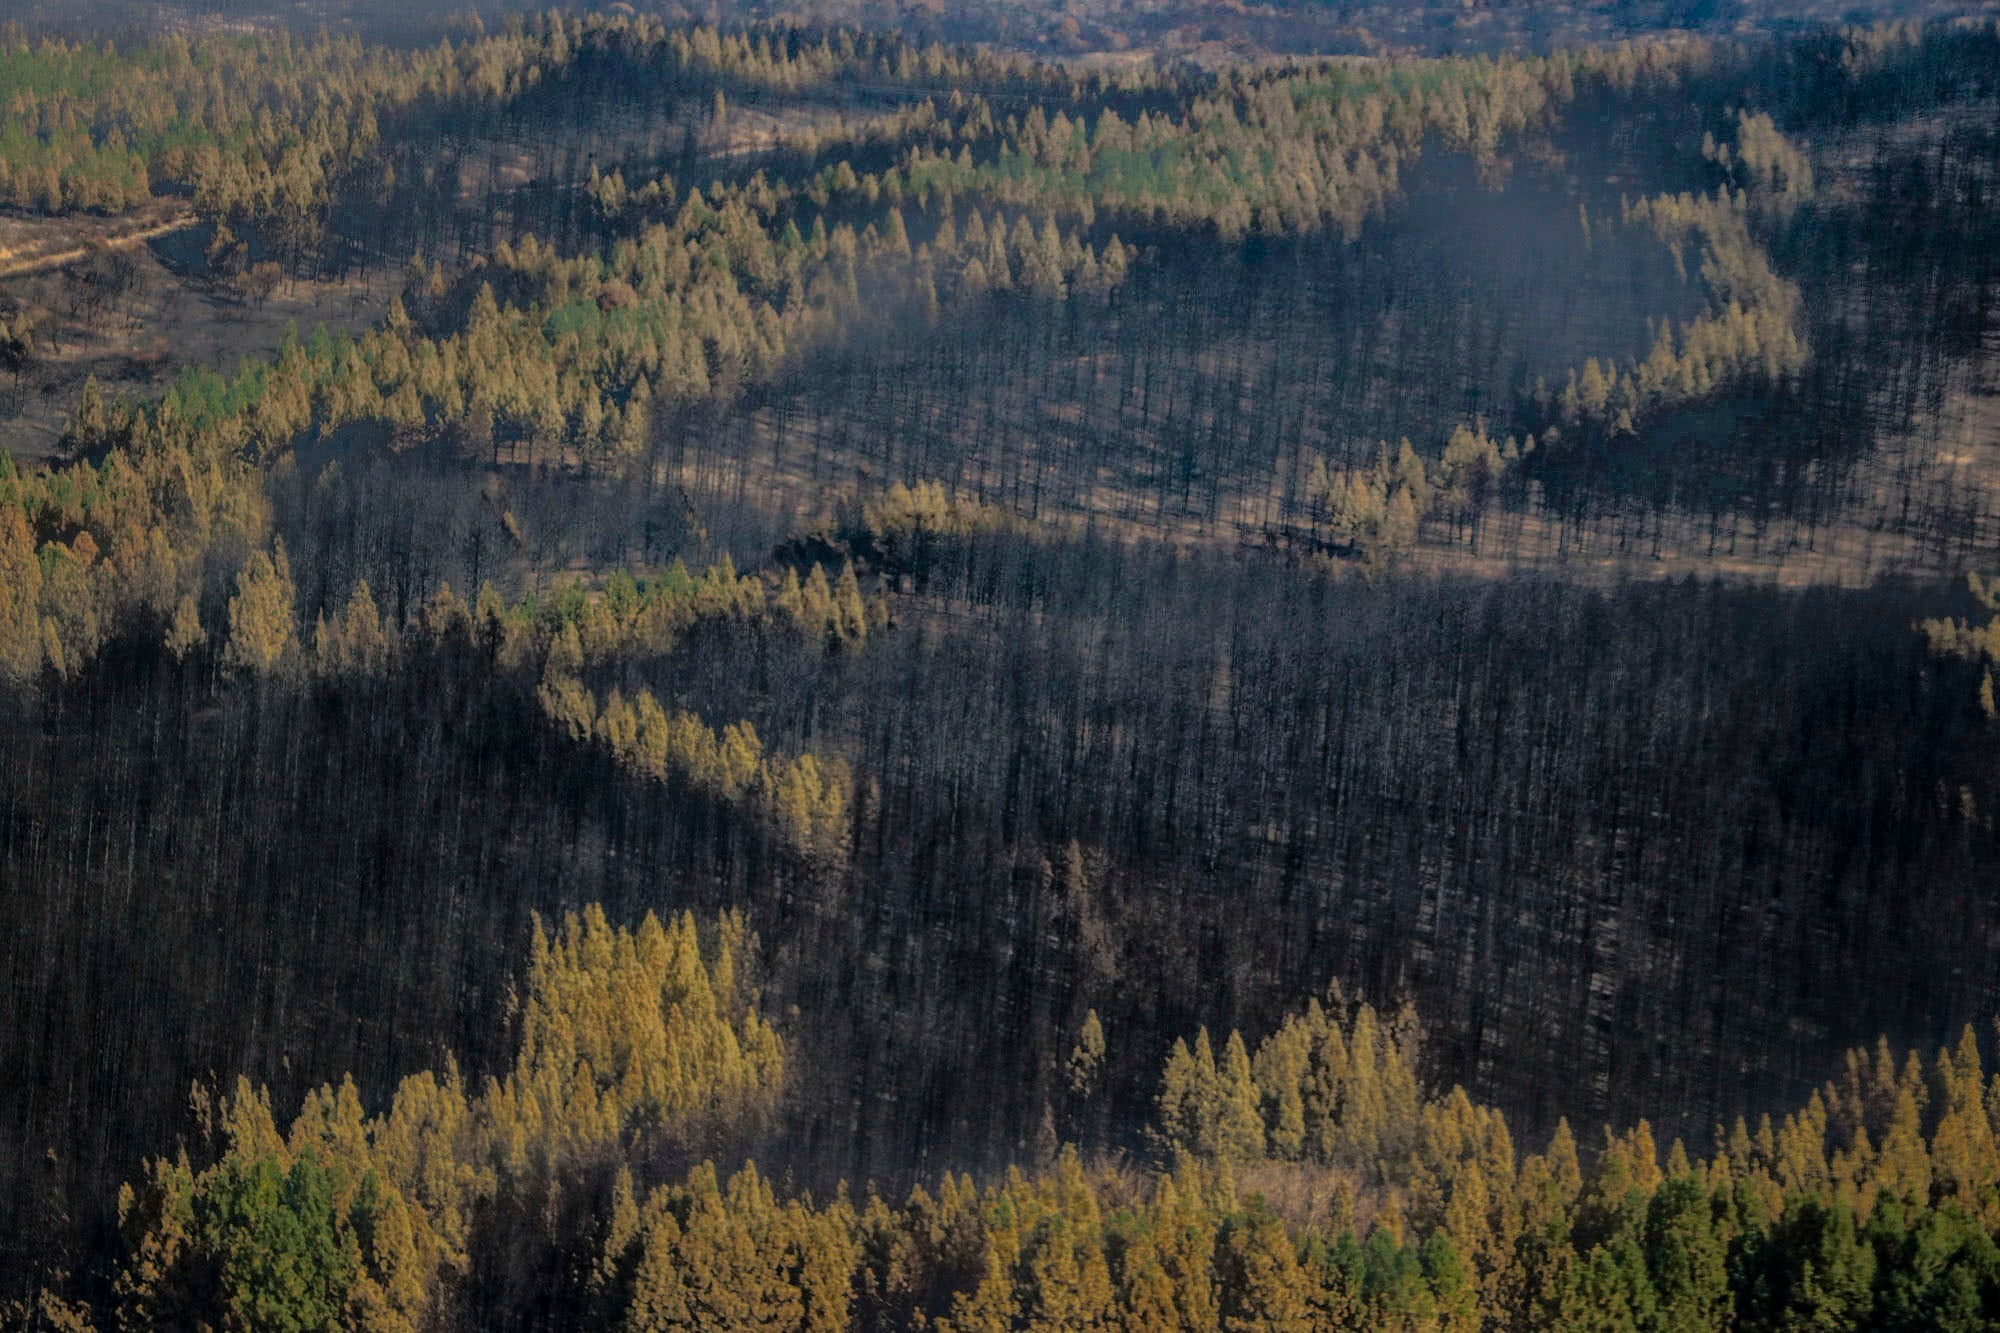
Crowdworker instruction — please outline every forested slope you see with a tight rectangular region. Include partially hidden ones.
[39,905,2000,1328]
[4,9,2000,1329]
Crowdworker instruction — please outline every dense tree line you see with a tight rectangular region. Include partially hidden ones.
[32,912,2000,1330]
[99,906,782,1330]
[0,13,1138,227]
[0,23,496,221]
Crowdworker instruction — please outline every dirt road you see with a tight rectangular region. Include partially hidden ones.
[0,209,197,282]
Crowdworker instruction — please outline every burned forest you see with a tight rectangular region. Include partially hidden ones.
[6,2,2000,1328]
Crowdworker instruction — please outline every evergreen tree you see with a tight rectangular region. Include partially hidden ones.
[0,504,42,686]
[1213,1032,1266,1162]
[223,544,299,676]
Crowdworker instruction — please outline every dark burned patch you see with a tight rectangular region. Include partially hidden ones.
[774,526,865,575]
[105,351,170,382]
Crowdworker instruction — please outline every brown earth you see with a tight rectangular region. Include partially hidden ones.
[0,217,389,463]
